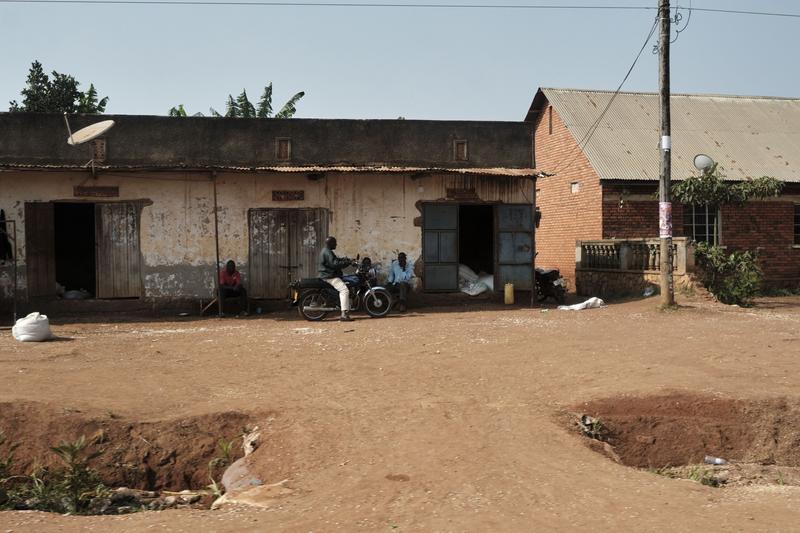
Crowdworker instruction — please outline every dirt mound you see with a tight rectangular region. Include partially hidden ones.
[0,402,261,491]
[572,393,800,469]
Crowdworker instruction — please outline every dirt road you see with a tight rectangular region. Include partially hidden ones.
[1,296,799,532]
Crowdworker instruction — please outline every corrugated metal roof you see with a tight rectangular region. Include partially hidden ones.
[538,88,800,182]
[0,163,540,178]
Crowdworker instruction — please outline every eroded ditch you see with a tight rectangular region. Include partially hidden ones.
[0,402,269,514]
[570,393,800,488]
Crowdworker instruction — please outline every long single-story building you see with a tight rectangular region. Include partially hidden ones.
[0,114,539,307]
[526,87,800,294]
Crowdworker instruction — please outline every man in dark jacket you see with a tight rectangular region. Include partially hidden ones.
[319,236,354,321]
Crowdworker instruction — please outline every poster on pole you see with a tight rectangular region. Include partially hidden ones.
[659,202,672,238]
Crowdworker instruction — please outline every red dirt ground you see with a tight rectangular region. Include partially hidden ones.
[1,295,799,531]
[573,393,800,469]
[0,402,257,490]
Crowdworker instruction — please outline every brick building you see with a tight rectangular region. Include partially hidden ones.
[526,88,800,291]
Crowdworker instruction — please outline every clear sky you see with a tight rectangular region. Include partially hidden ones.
[0,0,798,120]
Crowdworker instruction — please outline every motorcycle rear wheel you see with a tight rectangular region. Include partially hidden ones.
[364,289,392,318]
[554,286,566,304]
[298,291,330,321]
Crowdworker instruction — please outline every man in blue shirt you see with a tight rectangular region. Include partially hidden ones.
[387,252,414,312]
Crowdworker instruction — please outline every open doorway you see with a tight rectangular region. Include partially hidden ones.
[458,204,494,276]
[54,202,96,295]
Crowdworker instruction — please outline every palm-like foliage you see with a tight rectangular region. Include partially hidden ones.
[169,82,304,118]
[168,104,188,117]
[274,90,305,119]
[77,84,108,113]
[257,84,273,118]
[236,89,256,118]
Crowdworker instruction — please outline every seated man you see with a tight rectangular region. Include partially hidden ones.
[319,236,355,322]
[387,252,414,312]
[219,260,249,315]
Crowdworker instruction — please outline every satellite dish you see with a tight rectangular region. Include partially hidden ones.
[693,154,715,173]
[65,119,115,146]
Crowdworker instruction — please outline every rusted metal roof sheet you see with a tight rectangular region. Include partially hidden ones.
[537,88,800,182]
[0,163,540,178]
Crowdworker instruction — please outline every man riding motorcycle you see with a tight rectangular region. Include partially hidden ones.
[319,236,355,322]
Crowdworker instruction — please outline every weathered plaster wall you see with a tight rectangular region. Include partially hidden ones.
[0,113,534,170]
[0,170,532,300]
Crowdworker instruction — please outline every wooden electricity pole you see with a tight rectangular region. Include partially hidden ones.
[658,0,675,306]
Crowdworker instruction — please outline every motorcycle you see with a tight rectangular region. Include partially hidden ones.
[535,267,567,304]
[290,257,393,321]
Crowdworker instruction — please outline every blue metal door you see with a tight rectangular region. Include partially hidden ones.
[422,204,458,291]
[496,205,533,290]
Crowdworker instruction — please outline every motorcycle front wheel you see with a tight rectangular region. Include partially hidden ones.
[363,289,392,318]
[298,290,330,321]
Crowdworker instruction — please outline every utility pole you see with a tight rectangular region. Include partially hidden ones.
[658,0,675,306]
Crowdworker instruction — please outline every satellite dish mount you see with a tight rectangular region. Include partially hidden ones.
[63,113,115,176]
[693,154,715,175]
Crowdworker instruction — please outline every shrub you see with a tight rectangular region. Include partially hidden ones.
[1,436,108,514]
[672,165,783,206]
[694,242,762,306]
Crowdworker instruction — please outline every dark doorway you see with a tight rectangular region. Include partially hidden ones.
[54,203,96,295]
[458,204,494,275]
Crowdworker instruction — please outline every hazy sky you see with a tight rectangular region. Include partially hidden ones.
[0,0,797,120]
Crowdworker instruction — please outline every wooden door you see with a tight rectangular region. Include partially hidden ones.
[495,204,533,290]
[422,204,459,291]
[249,208,328,299]
[24,202,56,298]
[95,203,143,298]
[248,209,290,299]
[292,208,329,281]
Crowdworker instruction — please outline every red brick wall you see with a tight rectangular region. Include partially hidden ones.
[532,104,603,282]
[601,182,800,282]
[721,201,800,282]
[602,182,685,238]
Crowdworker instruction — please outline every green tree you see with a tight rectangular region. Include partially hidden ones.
[170,82,304,118]
[168,104,188,117]
[9,61,108,113]
[672,164,783,207]
[236,89,256,118]
[77,84,109,113]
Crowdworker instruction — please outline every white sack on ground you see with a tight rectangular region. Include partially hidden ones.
[461,281,489,296]
[63,289,91,300]
[477,273,494,292]
[458,264,479,284]
[558,297,605,311]
[12,312,54,342]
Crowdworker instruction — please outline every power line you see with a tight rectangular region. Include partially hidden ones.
[2,0,798,19]
[0,0,798,19]
[691,7,800,19]
[671,0,691,43]
[550,15,659,176]
[0,1,659,8]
